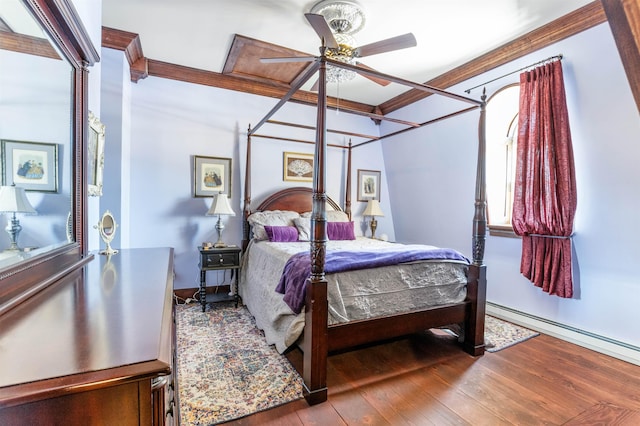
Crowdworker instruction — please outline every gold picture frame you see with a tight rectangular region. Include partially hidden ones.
[283,152,313,182]
[87,111,106,197]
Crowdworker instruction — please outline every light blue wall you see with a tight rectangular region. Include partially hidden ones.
[99,66,391,289]
[380,23,640,349]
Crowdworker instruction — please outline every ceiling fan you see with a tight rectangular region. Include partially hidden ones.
[261,2,417,90]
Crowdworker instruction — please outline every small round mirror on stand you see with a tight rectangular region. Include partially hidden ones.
[96,210,118,255]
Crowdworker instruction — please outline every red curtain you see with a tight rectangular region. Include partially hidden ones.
[512,60,577,298]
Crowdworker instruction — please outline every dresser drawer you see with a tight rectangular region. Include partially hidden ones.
[201,251,239,268]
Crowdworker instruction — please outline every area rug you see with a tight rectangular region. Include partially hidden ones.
[175,302,303,425]
[484,315,539,352]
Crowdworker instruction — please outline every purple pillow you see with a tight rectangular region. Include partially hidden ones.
[327,221,356,240]
[264,225,299,242]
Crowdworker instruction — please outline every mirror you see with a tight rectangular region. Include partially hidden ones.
[0,0,73,265]
[97,210,118,255]
[0,0,98,314]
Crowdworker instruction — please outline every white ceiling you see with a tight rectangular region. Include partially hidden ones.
[101,0,594,105]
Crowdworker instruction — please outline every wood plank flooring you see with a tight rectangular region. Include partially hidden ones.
[221,330,640,425]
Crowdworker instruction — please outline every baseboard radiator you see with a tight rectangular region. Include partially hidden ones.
[486,302,640,366]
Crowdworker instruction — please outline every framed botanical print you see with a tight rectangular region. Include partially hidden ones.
[283,152,313,182]
[193,155,232,198]
[1,139,58,192]
[357,169,381,201]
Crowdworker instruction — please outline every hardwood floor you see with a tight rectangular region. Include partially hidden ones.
[221,330,640,425]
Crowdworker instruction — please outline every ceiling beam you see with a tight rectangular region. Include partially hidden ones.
[102,27,147,82]
[601,0,640,113]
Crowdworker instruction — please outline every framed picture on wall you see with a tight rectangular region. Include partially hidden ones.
[1,139,58,192]
[193,155,232,198]
[283,152,313,182]
[357,169,381,201]
[87,111,106,197]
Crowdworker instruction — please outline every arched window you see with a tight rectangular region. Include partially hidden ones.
[485,84,519,235]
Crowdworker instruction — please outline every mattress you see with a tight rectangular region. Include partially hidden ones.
[239,237,468,353]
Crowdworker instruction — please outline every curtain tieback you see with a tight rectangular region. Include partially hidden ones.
[527,233,574,240]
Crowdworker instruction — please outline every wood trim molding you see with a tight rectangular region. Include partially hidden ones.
[102,26,148,82]
[601,0,640,113]
[146,58,384,118]
[0,31,60,59]
[99,1,638,118]
[379,1,607,114]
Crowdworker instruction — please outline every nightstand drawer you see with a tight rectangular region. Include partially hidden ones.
[201,251,239,268]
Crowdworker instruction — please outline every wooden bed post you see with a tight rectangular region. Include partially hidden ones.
[303,48,329,405]
[242,125,252,251]
[345,140,352,220]
[466,92,488,356]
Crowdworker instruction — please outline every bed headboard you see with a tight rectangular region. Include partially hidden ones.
[255,187,342,213]
[242,187,342,250]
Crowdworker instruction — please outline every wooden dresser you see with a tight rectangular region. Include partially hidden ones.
[0,248,176,425]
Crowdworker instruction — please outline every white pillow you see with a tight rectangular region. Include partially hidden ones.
[247,210,300,240]
[293,217,311,241]
[300,210,349,222]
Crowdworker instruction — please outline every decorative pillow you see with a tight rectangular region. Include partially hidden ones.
[247,210,300,240]
[300,210,350,222]
[293,217,311,241]
[327,221,356,240]
[264,225,299,242]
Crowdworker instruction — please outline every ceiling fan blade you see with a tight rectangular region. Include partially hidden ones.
[355,33,417,58]
[260,56,316,64]
[355,62,391,86]
[304,13,339,49]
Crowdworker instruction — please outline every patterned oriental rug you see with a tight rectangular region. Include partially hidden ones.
[175,303,303,425]
[483,315,540,352]
[175,304,539,424]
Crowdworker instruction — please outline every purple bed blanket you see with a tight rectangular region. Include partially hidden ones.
[275,247,470,314]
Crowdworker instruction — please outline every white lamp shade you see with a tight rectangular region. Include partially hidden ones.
[0,184,36,214]
[363,199,384,217]
[206,193,235,216]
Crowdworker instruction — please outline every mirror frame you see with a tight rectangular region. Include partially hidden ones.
[0,0,99,314]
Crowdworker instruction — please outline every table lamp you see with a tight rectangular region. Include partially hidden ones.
[206,193,236,247]
[0,183,37,251]
[363,199,384,239]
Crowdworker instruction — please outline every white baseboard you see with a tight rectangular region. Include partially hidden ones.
[486,302,640,367]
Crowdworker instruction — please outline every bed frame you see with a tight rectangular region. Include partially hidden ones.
[241,50,488,405]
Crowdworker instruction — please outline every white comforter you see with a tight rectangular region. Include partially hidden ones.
[239,237,468,353]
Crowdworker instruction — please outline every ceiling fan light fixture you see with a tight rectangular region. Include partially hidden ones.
[310,0,366,36]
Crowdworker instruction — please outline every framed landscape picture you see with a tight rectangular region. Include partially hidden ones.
[193,155,232,198]
[283,152,314,182]
[1,140,58,192]
[357,169,380,201]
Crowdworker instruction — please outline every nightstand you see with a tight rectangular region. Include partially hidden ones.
[197,245,241,312]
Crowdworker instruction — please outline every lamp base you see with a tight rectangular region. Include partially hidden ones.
[370,218,378,239]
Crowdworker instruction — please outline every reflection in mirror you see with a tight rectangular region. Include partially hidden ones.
[0,0,74,268]
[97,210,118,255]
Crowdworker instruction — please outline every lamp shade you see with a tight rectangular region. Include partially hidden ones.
[363,199,384,217]
[0,184,36,214]
[206,193,235,216]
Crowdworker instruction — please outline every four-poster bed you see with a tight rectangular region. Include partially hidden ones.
[240,48,488,405]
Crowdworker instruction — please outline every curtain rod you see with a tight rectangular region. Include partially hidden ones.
[464,54,563,94]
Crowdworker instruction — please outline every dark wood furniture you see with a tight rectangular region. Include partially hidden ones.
[242,49,488,405]
[198,245,241,311]
[0,248,176,425]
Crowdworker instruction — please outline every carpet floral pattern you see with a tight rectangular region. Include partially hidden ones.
[484,315,539,352]
[175,303,303,425]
